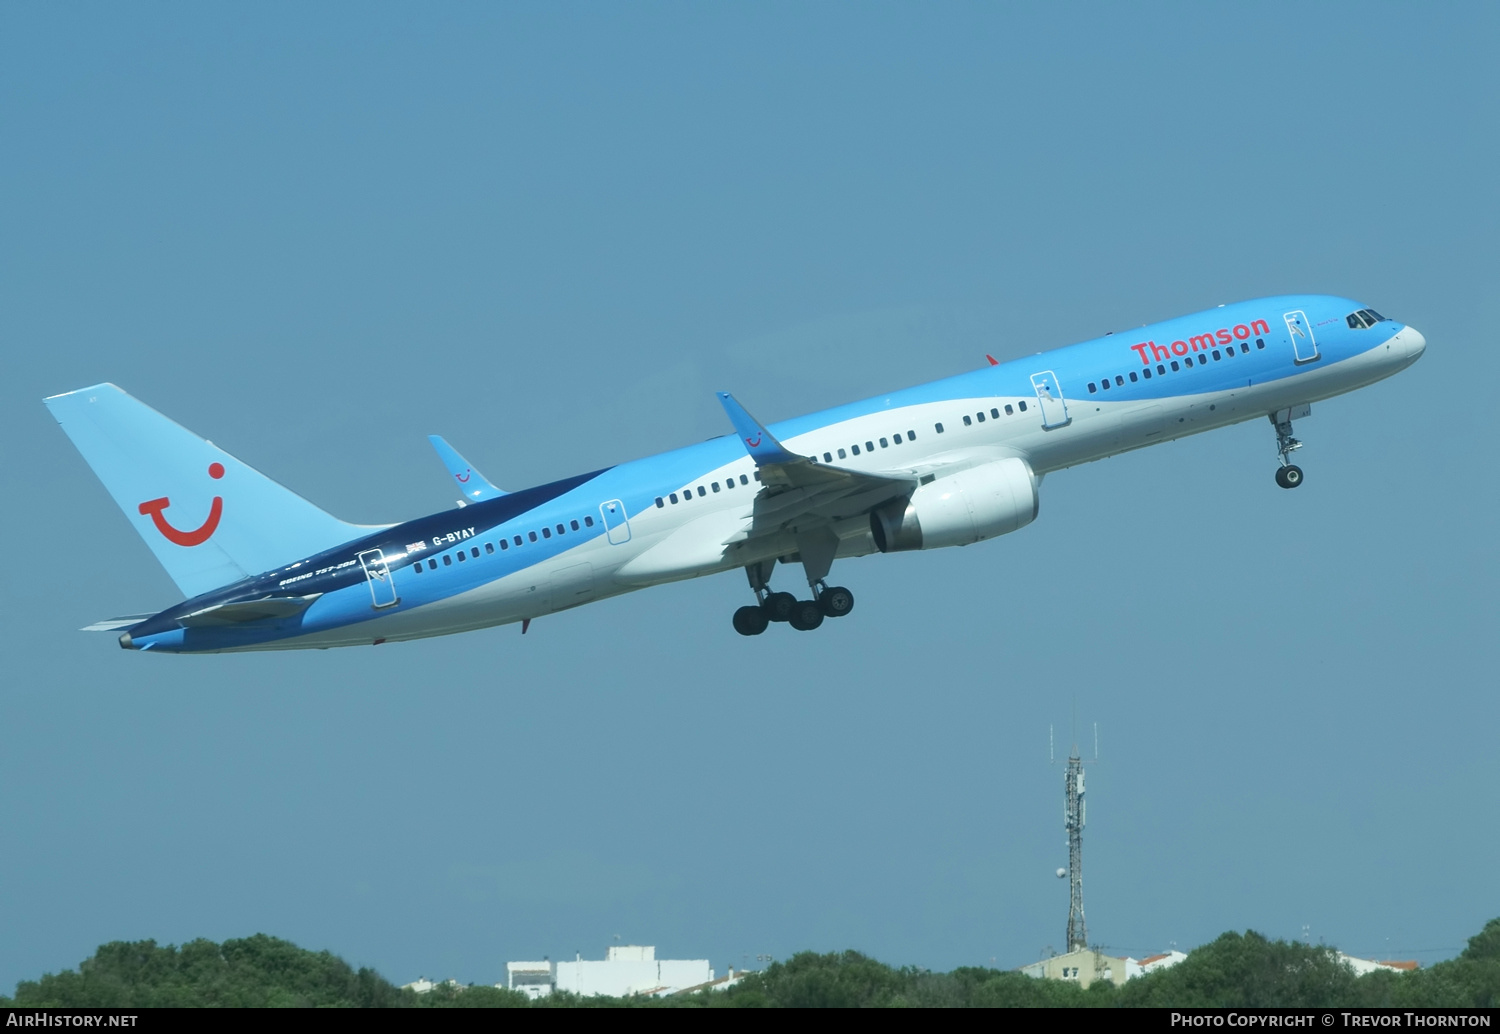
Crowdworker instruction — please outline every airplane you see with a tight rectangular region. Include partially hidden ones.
[46,294,1425,653]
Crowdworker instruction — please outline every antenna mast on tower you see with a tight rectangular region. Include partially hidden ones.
[1052,721,1097,954]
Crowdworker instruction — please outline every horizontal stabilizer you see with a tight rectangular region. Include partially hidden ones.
[428,435,506,502]
[82,614,156,632]
[177,594,322,627]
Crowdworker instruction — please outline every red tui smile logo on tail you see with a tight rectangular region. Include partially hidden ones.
[138,462,225,546]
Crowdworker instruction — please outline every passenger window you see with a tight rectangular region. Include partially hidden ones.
[865,441,874,451]
[851,444,861,455]
[963,415,972,425]
[1004,405,1013,415]
[1129,371,1138,382]
[1212,349,1221,360]
[907,429,915,439]
[934,423,944,434]
[542,527,551,539]
[584,516,595,526]
[893,434,902,444]
[990,409,999,419]
[1240,343,1249,354]
[1171,360,1180,371]
[456,551,465,561]
[1157,364,1166,375]
[1088,383,1097,393]
[472,547,480,558]
[823,452,832,462]
[500,539,509,550]
[1143,368,1152,379]
[528,531,537,542]
[697,486,706,497]
[753,471,760,481]
[1101,379,1110,390]
[976,412,985,422]
[1115,376,1124,386]
[1018,401,1027,411]
[443,555,452,566]
[655,497,664,508]
[413,561,423,573]
[429,558,437,570]
[670,492,678,504]
[1256,338,1265,349]
[712,482,720,493]
[879,437,888,448]
[514,535,523,546]
[556,524,565,535]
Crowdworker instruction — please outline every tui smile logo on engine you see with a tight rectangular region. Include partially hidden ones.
[138,462,225,546]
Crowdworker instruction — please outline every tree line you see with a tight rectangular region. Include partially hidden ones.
[5,919,1497,1008]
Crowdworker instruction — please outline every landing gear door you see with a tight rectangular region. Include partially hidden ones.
[357,549,400,609]
[1030,371,1071,430]
[1284,310,1319,364]
[599,499,632,545]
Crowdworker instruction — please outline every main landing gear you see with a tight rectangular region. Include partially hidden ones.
[1270,408,1306,490]
[733,558,855,635]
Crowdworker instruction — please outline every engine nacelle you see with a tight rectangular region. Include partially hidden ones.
[870,457,1039,552]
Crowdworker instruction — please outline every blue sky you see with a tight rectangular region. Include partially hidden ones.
[2,2,1496,988]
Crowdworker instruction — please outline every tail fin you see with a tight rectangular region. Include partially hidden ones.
[45,384,381,598]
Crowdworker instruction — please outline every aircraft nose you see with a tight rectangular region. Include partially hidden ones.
[1403,326,1427,362]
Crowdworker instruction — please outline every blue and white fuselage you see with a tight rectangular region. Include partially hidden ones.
[46,294,1425,653]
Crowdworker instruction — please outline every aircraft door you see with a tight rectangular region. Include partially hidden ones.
[1284,310,1319,364]
[357,549,400,609]
[1029,371,1071,429]
[599,499,632,544]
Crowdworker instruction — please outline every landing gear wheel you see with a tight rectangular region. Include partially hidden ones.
[1275,464,1304,489]
[733,605,769,636]
[788,600,825,631]
[818,585,855,618]
[762,592,797,623]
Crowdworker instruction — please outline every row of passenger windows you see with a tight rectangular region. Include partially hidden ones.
[953,401,1027,430]
[1347,308,1386,329]
[1087,338,1266,394]
[410,514,598,573]
[817,427,920,463]
[657,472,758,507]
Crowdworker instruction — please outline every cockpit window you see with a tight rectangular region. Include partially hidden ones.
[1346,310,1373,329]
[1364,308,1385,322]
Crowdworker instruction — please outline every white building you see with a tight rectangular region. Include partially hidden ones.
[509,945,715,998]
[1138,950,1188,974]
[1338,953,1419,977]
[505,961,555,999]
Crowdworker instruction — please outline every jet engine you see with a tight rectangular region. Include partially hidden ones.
[870,457,1038,552]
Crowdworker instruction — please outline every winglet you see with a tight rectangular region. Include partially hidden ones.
[427,435,506,501]
[986,354,999,366]
[715,393,801,465]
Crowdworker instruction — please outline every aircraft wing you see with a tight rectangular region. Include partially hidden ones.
[715,392,914,534]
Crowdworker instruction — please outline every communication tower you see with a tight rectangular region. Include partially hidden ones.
[1051,722,1097,954]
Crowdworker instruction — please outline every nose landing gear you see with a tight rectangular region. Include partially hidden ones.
[1271,408,1307,490]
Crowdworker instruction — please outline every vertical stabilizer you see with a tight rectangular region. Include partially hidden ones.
[45,384,382,598]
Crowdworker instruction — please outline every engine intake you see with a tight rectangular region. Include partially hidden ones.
[870,457,1039,552]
